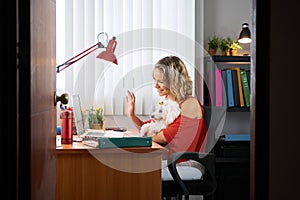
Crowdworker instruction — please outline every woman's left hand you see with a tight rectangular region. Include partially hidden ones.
[126,90,136,117]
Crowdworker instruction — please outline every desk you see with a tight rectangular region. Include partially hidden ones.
[56,140,166,200]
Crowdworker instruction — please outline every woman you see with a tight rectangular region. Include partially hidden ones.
[126,56,208,180]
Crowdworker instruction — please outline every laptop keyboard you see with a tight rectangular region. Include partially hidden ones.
[85,131,106,137]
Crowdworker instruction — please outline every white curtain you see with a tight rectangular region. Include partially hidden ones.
[56,0,198,115]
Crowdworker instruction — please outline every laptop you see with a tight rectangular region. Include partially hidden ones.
[72,94,124,141]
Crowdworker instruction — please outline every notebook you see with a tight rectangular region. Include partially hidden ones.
[71,94,124,139]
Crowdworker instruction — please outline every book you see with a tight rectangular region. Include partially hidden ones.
[246,70,251,90]
[206,67,215,106]
[240,69,251,107]
[226,70,234,107]
[215,69,223,106]
[204,82,211,106]
[230,69,240,107]
[222,70,228,107]
[230,67,245,107]
[224,133,250,141]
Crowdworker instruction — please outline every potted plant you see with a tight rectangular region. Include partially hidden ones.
[207,35,220,56]
[228,40,242,56]
[86,107,104,129]
[219,37,231,56]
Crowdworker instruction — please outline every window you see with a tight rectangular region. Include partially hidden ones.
[56,0,199,115]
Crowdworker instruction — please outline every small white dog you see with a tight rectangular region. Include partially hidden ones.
[140,99,181,137]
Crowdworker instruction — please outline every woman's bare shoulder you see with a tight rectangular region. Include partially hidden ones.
[180,97,202,119]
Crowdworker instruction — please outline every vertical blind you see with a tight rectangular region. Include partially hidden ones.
[56,0,197,115]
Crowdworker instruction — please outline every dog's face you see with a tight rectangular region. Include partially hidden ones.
[151,99,181,125]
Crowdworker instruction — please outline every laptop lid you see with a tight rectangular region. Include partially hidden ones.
[71,94,85,136]
[72,94,106,138]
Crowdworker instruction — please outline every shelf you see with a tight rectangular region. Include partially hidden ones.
[215,157,250,164]
[227,107,250,112]
[211,55,250,63]
[206,106,250,112]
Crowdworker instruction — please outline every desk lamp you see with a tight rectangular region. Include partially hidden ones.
[56,32,118,73]
[238,23,252,44]
[54,32,118,106]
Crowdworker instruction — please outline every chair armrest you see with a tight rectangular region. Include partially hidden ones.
[166,152,217,195]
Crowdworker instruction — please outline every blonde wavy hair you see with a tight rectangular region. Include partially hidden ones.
[153,56,193,102]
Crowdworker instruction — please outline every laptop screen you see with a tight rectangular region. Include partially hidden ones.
[71,94,85,135]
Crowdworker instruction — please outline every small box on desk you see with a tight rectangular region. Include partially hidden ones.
[98,137,152,148]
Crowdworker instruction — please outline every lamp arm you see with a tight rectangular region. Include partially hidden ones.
[56,32,116,73]
[56,42,100,73]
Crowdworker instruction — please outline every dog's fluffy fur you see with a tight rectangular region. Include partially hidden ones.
[140,99,181,137]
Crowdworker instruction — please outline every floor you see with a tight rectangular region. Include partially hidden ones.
[166,196,203,200]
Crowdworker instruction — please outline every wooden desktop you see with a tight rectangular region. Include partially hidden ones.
[56,139,166,200]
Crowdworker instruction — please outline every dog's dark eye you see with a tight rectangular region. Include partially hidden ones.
[159,109,163,113]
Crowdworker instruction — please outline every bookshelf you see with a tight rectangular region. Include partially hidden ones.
[203,55,251,200]
[204,55,250,111]
[202,54,251,142]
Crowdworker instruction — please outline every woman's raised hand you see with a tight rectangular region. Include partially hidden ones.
[126,90,135,117]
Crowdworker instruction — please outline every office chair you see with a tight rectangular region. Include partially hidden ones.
[161,106,226,200]
[162,152,216,200]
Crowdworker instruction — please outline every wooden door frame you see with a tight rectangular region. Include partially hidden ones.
[3,0,57,199]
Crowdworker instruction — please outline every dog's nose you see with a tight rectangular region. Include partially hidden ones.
[151,114,155,118]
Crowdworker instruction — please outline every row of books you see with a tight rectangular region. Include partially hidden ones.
[205,67,250,107]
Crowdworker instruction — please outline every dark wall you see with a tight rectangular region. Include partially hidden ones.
[254,0,300,200]
[2,0,18,199]
[268,1,300,200]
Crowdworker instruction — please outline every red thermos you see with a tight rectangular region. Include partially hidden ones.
[60,108,73,144]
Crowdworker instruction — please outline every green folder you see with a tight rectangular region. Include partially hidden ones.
[240,69,250,107]
[98,137,152,148]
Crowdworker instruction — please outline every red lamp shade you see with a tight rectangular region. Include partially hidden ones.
[97,37,118,65]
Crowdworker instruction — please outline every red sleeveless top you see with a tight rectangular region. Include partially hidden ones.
[162,96,208,157]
